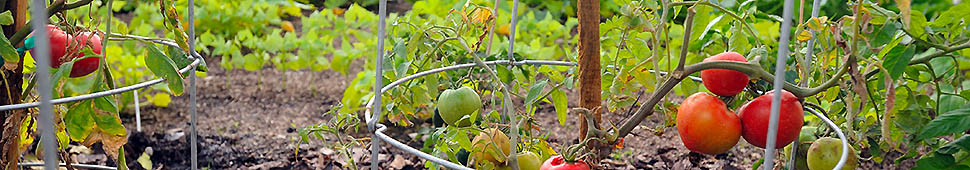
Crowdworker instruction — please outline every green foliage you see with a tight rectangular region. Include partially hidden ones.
[300,0,970,168]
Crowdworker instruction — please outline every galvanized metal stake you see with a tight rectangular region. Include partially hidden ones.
[371,0,387,169]
[788,0,823,169]
[763,0,795,169]
[187,0,199,169]
[30,0,58,169]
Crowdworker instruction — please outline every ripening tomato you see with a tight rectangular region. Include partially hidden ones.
[29,25,70,68]
[472,128,510,164]
[676,92,742,155]
[67,32,103,77]
[737,90,804,149]
[539,155,590,170]
[700,52,749,96]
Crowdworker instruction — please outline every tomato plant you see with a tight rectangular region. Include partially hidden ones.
[0,0,208,169]
[292,0,970,169]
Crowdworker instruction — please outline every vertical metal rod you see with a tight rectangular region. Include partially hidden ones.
[187,0,198,169]
[506,0,521,170]
[371,0,387,169]
[30,0,58,169]
[763,0,794,169]
[803,0,822,73]
[788,0,823,169]
[134,90,141,132]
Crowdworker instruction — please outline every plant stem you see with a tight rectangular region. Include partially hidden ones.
[456,38,520,170]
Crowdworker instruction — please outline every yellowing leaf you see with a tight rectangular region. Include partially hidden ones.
[470,8,492,24]
[797,30,813,41]
[137,151,152,170]
[807,16,828,32]
[281,21,296,32]
[153,93,171,107]
[333,8,346,15]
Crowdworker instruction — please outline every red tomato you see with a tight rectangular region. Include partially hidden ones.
[700,52,749,96]
[676,92,742,155]
[29,25,70,68]
[539,155,590,170]
[66,32,103,77]
[737,90,804,149]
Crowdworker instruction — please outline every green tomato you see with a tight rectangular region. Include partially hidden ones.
[785,126,818,170]
[807,137,859,170]
[436,86,482,127]
[496,151,543,170]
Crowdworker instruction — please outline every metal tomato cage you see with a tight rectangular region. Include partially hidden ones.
[9,0,202,169]
[367,0,851,169]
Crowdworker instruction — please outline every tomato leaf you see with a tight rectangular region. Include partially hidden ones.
[551,89,567,125]
[65,101,95,142]
[908,10,928,40]
[94,96,119,114]
[144,43,185,95]
[524,80,548,106]
[0,31,18,64]
[0,11,13,25]
[166,44,207,72]
[882,45,915,80]
[913,153,969,170]
[916,107,970,141]
[936,135,970,155]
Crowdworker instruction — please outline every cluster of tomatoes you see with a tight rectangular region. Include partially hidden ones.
[677,52,805,155]
[435,87,590,170]
[28,25,104,78]
[679,52,859,170]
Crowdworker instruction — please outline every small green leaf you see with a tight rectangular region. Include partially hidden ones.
[145,43,185,95]
[524,80,548,106]
[0,11,13,25]
[917,107,970,141]
[937,135,970,155]
[166,45,207,72]
[0,31,19,63]
[551,89,567,125]
[914,153,957,170]
[908,10,928,40]
[883,45,915,80]
[496,65,513,84]
[94,96,119,114]
[455,132,472,151]
[940,95,968,114]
